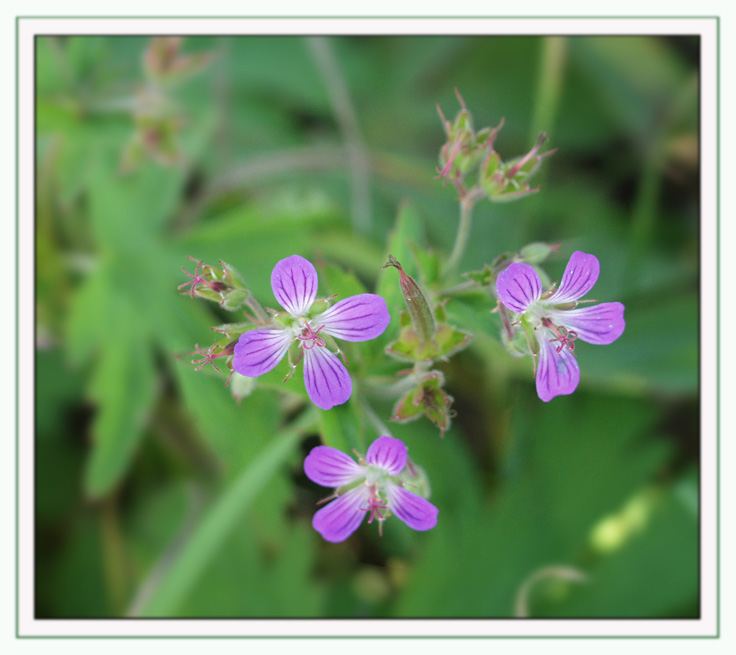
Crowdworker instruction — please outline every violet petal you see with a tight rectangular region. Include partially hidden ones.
[313,294,391,342]
[496,263,543,314]
[271,255,319,317]
[387,484,438,532]
[302,346,352,410]
[366,436,407,476]
[312,487,367,543]
[549,251,600,303]
[550,301,626,345]
[304,446,364,488]
[535,333,581,402]
[232,328,291,377]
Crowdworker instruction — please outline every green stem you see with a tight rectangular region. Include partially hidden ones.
[444,197,475,280]
[441,279,479,296]
[359,399,394,438]
[529,36,567,141]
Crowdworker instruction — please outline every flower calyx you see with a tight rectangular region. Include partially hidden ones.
[179,256,255,313]
[390,370,455,438]
[479,131,557,203]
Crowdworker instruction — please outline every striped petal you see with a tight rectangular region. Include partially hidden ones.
[304,446,364,488]
[386,484,438,532]
[535,334,580,402]
[312,487,368,543]
[302,346,352,410]
[496,263,543,314]
[271,255,318,317]
[366,436,407,476]
[549,251,600,303]
[232,328,291,377]
[314,294,390,342]
[550,301,626,345]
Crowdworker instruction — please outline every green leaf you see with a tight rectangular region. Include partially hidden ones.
[84,308,156,498]
[134,411,316,617]
[318,261,368,299]
[376,200,425,316]
[538,476,698,617]
[396,394,674,616]
[318,400,367,454]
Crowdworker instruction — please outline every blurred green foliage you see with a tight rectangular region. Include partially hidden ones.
[35,34,699,619]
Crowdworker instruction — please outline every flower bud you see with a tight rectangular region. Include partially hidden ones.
[143,36,214,84]
[382,255,435,344]
[228,372,257,403]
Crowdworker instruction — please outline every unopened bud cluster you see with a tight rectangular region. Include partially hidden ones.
[436,89,556,202]
[179,256,272,398]
[121,37,214,172]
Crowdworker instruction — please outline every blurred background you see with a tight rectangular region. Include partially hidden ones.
[35,34,699,618]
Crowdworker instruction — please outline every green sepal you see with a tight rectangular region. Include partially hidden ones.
[520,241,558,265]
[220,288,248,311]
[273,312,295,329]
[386,306,471,363]
[220,260,248,289]
[488,183,540,203]
[401,458,432,500]
[390,372,454,438]
[520,314,540,356]
[307,299,330,317]
[191,287,222,303]
[482,150,502,179]
[434,321,472,360]
[465,263,494,287]
[210,321,257,338]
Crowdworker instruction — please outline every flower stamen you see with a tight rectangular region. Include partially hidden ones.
[298,323,326,350]
[359,484,389,526]
[545,322,578,354]
[189,343,227,372]
[178,257,227,298]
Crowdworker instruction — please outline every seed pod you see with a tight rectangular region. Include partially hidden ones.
[382,255,435,344]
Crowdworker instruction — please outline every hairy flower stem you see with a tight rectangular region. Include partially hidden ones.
[444,196,476,280]
[243,294,270,326]
[359,398,394,438]
[364,361,432,399]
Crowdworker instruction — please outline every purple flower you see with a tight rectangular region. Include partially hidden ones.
[495,251,625,402]
[232,255,390,410]
[304,436,439,542]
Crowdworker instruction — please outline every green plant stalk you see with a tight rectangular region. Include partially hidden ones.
[243,293,270,325]
[444,196,475,280]
[529,36,567,141]
[306,36,372,235]
[131,408,317,617]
